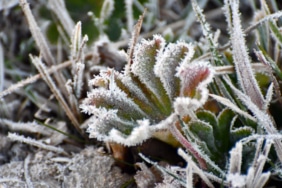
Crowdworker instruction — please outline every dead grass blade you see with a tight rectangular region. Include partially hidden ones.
[30,55,84,137]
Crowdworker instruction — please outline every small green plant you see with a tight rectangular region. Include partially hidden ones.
[1,0,282,187]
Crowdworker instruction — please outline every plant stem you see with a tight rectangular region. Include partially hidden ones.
[169,120,208,170]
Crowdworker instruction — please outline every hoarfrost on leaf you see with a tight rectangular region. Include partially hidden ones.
[176,61,214,100]
[228,142,243,174]
[81,34,215,146]
[131,35,169,108]
[173,97,201,118]
[226,173,246,188]
[108,119,152,146]
[154,41,194,100]
[224,0,265,110]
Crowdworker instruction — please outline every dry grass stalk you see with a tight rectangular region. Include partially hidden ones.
[0,61,72,99]
[19,0,68,98]
[8,132,66,154]
[30,55,83,137]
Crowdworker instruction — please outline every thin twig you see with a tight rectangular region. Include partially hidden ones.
[215,63,268,74]
[127,9,146,66]
[0,60,72,99]
[8,132,66,154]
[178,148,215,188]
[0,178,26,185]
[30,55,84,137]
[19,0,68,97]
[19,0,55,66]
[0,118,51,135]
[24,154,33,188]
[0,42,4,92]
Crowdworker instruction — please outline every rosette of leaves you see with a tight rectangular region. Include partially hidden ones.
[183,108,255,169]
[81,35,214,146]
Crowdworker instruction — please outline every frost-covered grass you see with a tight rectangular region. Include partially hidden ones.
[1,0,282,187]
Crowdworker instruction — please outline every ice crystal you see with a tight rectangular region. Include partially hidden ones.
[81,35,214,146]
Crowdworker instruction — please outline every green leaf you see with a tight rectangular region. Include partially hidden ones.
[269,21,282,45]
[114,71,165,121]
[105,18,122,41]
[188,120,217,153]
[215,108,234,152]
[83,88,147,121]
[230,127,254,145]
[257,45,282,80]
[131,35,171,116]
[257,23,270,52]
[46,23,60,44]
[196,110,217,127]
[155,42,192,100]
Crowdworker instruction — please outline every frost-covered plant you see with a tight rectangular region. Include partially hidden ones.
[226,138,272,188]
[81,34,214,146]
[2,0,282,187]
[163,137,277,188]
[81,2,282,186]
[150,0,282,186]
